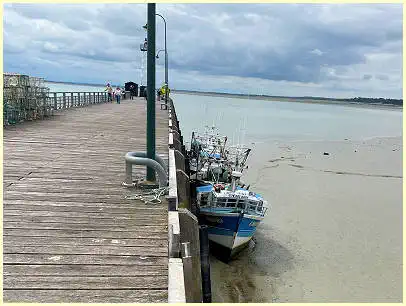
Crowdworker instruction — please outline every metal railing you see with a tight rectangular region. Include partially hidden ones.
[3,91,109,126]
[49,92,109,111]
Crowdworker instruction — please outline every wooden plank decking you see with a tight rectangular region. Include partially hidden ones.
[3,98,169,302]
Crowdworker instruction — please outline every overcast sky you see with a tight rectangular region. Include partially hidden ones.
[3,3,403,98]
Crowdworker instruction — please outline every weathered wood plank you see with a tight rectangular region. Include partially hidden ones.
[4,191,144,202]
[3,289,167,303]
[5,160,128,167]
[4,222,167,232]
[4,228,167,239]
[4,264,167,276]
[3,236,166,247]
[4,209,167,220]
[7,177,127,185]
[4,275,168,289]
[4,253,168,266]
[4,164,127,171]
[3,204,164,213]
[4,215,166,225]
[9,174,95,180]
[7,185,136,196]
[4,245,167,256]
[4,181,16,187]
[3,202,167,213]
[2,169,33,176]
[3,174,27,179]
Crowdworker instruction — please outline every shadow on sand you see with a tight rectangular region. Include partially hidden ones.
[210,229,295,302]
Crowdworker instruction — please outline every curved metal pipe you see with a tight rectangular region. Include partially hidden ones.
[124,152,168,187]
[126,152,167,173]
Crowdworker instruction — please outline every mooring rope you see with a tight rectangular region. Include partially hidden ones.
[125,186,168,204]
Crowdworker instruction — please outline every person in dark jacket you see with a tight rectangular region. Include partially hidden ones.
[157,88,162,101]
[129,84,135,100]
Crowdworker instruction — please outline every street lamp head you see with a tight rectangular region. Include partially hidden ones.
[142,24,148,30]
[156,55,159,59]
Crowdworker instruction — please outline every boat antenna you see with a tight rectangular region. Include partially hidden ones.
[190,131,195,151]
[240,148,251,173]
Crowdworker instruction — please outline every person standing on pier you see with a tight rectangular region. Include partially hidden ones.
[129,84,135,100]
[114,86,122,104]
[105,83,113,102]
[160,83,170,100]
[157,88,161,101]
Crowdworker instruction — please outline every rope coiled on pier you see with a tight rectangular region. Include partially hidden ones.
[125,186,168,204]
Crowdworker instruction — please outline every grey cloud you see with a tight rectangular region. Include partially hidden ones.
[162,4,401,83]
[6,4,96,31]
[376,74,390,80]
[3,3,403,98]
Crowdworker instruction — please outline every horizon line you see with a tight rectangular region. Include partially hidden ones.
[44,79,402,101]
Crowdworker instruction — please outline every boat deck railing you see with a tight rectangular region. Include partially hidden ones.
[198,191,268,216]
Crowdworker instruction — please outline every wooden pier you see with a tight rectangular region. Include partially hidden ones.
[3,97,171,302]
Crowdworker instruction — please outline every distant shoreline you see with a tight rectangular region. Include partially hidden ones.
[44,80,402,109]
[172,90,403,110]
[46,80,106,87]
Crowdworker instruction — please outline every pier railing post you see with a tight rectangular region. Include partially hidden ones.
[71,93,74,108]
[63,93,66,109]
[53,93,57,110]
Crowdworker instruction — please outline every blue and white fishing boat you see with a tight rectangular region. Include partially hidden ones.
[196,170,269,259]
[188,125,270,259]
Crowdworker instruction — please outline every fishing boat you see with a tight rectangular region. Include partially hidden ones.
[196,170,269,260]
[189,125,228,181]
[188,127,270,260]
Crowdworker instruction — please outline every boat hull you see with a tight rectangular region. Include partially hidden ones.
[199,209,263,261]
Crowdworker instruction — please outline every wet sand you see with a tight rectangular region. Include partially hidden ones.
[210,136,402,302]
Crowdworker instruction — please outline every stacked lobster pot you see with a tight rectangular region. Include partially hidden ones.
[3,73,51,126]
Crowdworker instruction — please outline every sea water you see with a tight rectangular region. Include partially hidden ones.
[171,93,402,144]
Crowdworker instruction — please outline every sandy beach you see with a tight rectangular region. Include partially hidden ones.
[210,136,402,302]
